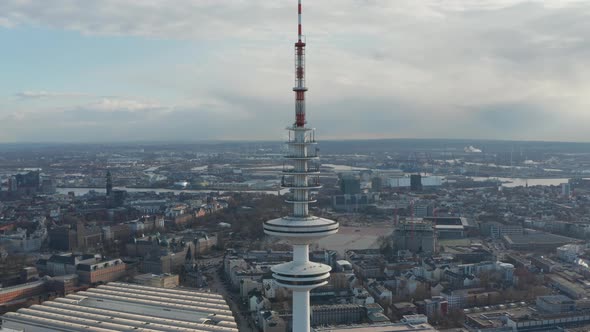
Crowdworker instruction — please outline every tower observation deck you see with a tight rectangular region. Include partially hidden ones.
[263,1,339,332]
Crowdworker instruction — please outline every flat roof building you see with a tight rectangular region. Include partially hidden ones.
[134,273,180,288]
[1,282,237,332]
[313,316,438,332]
[503,232,579,251]
[424,217,471,239]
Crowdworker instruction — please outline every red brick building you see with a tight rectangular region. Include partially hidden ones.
[77,259,126,285]
[0,280,46,306]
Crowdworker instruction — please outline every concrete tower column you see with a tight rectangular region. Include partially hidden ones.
[293,290,311,332]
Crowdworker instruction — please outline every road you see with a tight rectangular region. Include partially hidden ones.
[204,259,254,332]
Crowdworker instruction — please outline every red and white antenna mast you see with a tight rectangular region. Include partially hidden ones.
[294,0,307,127]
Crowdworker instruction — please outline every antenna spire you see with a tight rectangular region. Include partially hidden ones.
[294,0,307,127]
[298,0,303,41]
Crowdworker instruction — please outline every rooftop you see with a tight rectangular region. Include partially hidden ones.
[1,282,237,332]
[313,322,438,332]
[503,232,578,246]
[392,302,417,310]
[537,294,574,305]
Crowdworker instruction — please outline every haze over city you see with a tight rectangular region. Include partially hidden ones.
[1,0,589,142]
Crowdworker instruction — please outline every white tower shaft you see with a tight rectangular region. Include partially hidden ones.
[293,290,310,332]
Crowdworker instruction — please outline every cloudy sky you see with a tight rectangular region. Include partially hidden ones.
[1,0,589,143]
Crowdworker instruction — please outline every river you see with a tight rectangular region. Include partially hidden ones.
[57,176,587,196]
[469,177,588,188]
[56,187,289,196]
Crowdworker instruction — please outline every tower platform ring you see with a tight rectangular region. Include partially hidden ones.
[271,261,331,289]
[285,141,317,145]
[281,184,322,189]
[284,198,317,204]
[272,274,330,288]
[286,126,314,132]
[263,216,339,244]
[274,280,329,290]
[282,170,320,175]
[284,155,319,160]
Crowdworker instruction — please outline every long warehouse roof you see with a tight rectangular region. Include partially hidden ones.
[1,282,238,332]
[96,284,227,305]
[82,287,231,311]
[108,283,224,300]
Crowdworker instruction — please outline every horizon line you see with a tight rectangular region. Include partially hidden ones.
[1,137,590,145]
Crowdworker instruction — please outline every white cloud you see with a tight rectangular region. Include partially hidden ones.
[88,98,163,112]
[1,1,590,141]
[15,90,89,99]
[2,0,581,40]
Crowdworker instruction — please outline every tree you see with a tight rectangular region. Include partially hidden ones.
[377,235,393,258]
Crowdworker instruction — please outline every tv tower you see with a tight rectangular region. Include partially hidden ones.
[263,1,339,331]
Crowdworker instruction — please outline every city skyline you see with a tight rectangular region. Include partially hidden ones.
[1,0,590,142]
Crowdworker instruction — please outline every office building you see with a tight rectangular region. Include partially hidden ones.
[392,219,435,254]
[340,175,361,195]
[410,174,422,191]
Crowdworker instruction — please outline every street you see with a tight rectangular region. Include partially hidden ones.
[205,259,254,332]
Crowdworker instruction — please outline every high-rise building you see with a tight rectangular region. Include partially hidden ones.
[561,182,571,197]
[340,175,361,195]
[7,171,40,196]
[392,219,435,254]
[410,174,423,191]
[106,170,113,196]
[371,177,383,192]
[263,2,339,331]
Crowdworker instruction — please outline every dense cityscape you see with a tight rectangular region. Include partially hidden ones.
[1,139,590,331]
[2,0,590,332]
